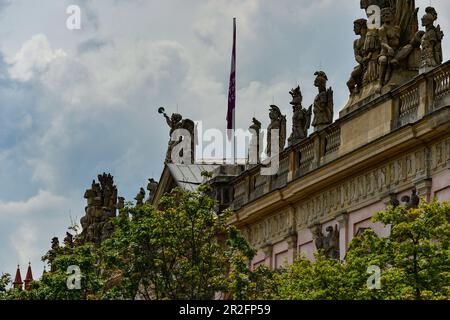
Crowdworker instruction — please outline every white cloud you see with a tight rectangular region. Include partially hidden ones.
[10,223,38,266]
[0,190,66,217]
[7,34,67,82]
[0,190,77,276]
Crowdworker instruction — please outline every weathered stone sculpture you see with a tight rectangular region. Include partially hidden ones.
[266,105,286,157]
[311,71,334,131]
[312,224,340,260]
[360,0,391,10]
[288,86,312,145]
[146,179,159,204]
[377,7,401,92]
[401,188,420,209]
[248,117,262,164]
[135,187,146,207]
[419,7,444,72]
[43,237,61,272]
[348,19,368,94]
[159,107,195,164]
[79,173,118,245]
[63,232,74,249]
[117,197,125,210]
[363,28,382,85]
[117,197,129,218]
[343,0,427,113]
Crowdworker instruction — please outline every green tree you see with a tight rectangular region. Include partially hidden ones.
[0,273,11,293]
[274,254,349,300]
[237,200,450,300]
[32,243,104,300]
[2,181,252,300]
[345,199,450,300]
[101,184,239,300]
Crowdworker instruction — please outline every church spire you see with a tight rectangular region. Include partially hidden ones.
[24,262,33,291]
[13,265,23,290]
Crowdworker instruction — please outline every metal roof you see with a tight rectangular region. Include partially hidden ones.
[167,164,221,191]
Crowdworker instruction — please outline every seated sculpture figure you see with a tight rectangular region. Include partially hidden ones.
[377,7,401,92]
[348,19,369,94]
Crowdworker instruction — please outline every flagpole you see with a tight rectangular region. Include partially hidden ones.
[233,17,237,165]
[226,17,237,165]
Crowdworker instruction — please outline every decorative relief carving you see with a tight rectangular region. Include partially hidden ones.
[293,147,430,228]
[248,210,294,248]
[241,142,449,249]
[431,137,450,171]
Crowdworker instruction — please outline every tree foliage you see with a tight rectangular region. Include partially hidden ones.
[1,192,448,300]
[101,185,233,300]
[233,200,450,300]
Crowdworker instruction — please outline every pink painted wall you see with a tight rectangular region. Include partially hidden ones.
[298,229,314,261]
[273,241,290,268]
[252,251,266,270]
[347,202,391,246]
[250,172,450,268]
[432,170,450,201]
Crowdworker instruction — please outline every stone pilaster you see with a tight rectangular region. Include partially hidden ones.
[262,244,273,269]
[336,212,349,261]
[285,231,298,263]
[414,178,433,202]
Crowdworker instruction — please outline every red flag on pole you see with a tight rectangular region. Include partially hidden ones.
[227,18,236,141]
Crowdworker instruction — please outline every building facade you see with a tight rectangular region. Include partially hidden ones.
[152,1,450,270]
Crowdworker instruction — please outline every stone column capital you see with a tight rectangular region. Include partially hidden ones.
[335,212,348,227]
[262,243,273,258]
[285,231,298,249]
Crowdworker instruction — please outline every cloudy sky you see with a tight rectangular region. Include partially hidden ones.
[0,0,449,278]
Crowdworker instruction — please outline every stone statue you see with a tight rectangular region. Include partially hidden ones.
[324,225,340,260]
[312,224,340,260]
[135,187,146,207]
[401,188,420,209]
[117,197,125,210]
[288,86,312,145]
[377,7,402,92]
[146,178,159,204]
[248,117,262,164]
[43,237,61,272]
[344,0,425,111]
[312,225,325,252]
[79,173,118,245]
[363,28,382,86]
[117,197,130,218]
[419,7,444,72]
[376,2,424,91]
[266,105,286,157]
[360,0,392,10]
[311,71,334,131]
[159,107,195,164]
[348,19,369,95]
[63,232,74,249]
[388,194,400,208]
